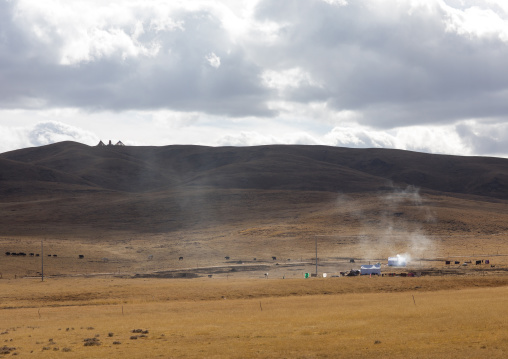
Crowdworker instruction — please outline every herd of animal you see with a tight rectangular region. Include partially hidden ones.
[5,251,58,257]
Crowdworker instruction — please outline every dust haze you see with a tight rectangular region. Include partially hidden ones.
[336,185,438,263]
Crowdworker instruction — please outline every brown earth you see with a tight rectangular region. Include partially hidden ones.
[1,142,508,278]
[2,142,508,358]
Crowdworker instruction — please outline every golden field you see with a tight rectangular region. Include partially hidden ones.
[1,276,508,358]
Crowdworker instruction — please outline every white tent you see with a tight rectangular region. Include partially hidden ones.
[360,264,381,275]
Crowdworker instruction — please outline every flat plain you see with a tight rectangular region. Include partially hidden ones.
[1,277,508,358]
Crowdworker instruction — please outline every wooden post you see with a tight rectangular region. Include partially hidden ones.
[41,240,44,282]
[315,237,318,276]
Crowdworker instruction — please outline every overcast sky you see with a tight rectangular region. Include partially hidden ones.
[1,0,508,157]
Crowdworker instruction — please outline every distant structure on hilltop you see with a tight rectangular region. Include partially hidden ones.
[97,140,125,147]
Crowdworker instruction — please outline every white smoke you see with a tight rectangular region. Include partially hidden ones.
[337,185,437,263]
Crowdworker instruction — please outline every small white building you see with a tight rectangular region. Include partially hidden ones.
[360,263,381,275]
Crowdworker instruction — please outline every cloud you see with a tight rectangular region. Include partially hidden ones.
[216,130,320,146]
[2,0,508,157]
[27,121,99,146]
[0,121,99,153]
[251,0,508,126]
[0,0,272,117]
[205,52,221,68]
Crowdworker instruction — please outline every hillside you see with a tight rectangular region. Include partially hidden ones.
[2,142,508,278]
[2,141,508,196]
[1,142,508,238]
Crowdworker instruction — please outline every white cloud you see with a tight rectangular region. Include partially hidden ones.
[321,0,348,6]
[27,121,99,146]
[14,0,164,65]
[205,52,221,68]
[443,3,508,42]
[0,120,99,153]
[323,124,469,155]
[262,68,322,93]
[216,130,320,146]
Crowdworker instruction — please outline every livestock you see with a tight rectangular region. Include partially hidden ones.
[272,256,277,260]
[52,254,57,257]
[350,259,355,263]
[475,260,481,265]
[29,253,34,257]
[179,257,183,261]
[5,252,10,256]
[225,256,230,260]
[78,255,84,259]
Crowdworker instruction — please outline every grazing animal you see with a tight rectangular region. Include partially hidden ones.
[5,252,10,256]
[225,256,230,260]
[29,253,34,257]
[179,257,183,261]
[53,254,57,257]
[475,260,481,265]
[78,255,84,259]
[272,256,276,260]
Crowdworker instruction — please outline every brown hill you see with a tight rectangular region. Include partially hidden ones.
[0,141,508,236]
[1,142,508,277]
[2,141,508,195]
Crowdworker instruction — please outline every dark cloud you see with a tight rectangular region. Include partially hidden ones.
[2,0,508,157]
[252,0,508,128]
[0,2,273,117]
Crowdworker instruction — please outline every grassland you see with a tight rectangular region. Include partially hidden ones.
[1,276,508,358]
[2,143,508,357]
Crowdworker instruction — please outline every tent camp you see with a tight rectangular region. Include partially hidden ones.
[360,264,381,275]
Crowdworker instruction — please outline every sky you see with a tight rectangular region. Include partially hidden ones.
[2,0,508,157]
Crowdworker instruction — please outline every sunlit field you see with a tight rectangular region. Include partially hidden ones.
[1,276,508,358]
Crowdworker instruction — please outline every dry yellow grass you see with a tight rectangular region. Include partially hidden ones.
[1,277,508,358]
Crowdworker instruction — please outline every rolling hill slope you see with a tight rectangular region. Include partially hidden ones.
[2,142,508,197]
[1,142,508,237]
